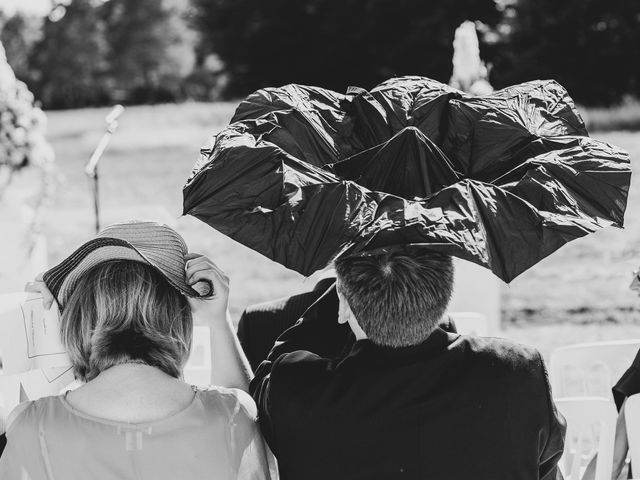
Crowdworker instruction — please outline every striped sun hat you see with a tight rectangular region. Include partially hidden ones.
[43,220,208,308]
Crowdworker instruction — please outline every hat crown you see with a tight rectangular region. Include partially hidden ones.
[97,220,188,254]
[43,220,197,308]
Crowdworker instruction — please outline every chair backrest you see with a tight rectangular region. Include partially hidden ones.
[448,312,489,336]
[555,397,617,480]
[550,340,640,399]
[624,393,640,471]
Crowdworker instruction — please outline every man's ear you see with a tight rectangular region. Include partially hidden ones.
[336,288,351,325]
[336,291,368,340]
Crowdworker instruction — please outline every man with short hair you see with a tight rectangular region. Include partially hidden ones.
[237,273,459,372]
[250,246,565,480]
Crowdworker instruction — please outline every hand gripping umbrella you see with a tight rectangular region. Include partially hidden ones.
[183,77,631,283]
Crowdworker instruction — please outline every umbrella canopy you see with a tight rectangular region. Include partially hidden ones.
[183,77,631,283]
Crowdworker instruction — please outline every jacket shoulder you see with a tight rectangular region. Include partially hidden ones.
[457,335,545,377]
[240,289,322,320]
[267,349,334,389]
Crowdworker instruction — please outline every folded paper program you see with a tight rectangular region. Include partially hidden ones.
[0,293,73,413]
[0,292,71,374]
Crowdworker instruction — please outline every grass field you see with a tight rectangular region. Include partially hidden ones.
[581,99,640,132]
[41,102,328,322]
[23,102,640,358]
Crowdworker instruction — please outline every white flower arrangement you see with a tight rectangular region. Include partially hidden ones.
[0,42,54,172]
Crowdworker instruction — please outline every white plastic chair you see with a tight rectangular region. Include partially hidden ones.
[550,340,640,400]
[624,393,640,473]
[448,312,489,336]
[555,397,618,480]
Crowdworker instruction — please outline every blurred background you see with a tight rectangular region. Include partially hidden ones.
[0,0,639,357]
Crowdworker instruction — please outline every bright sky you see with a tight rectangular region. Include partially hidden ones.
[0,0,53,16]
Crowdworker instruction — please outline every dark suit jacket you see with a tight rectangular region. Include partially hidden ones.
[250,290,565,480]
[613,348,640,411]
[613,352,639,480]
[238,278,340,371]
[238,278,458,371]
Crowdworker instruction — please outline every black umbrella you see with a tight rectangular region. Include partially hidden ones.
[183,77,631,282]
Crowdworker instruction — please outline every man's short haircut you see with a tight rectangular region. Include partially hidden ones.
[334,247,454,347]
[60,260,192,381]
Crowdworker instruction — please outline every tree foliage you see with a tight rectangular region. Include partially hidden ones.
[3,0,196,108]
[102,0,196,103]
[0,12,42,83]
[491,0,640,106]
[29,0,110,109]
[0,42,53,173]
[1,0,638,108]
[192,0,501,97]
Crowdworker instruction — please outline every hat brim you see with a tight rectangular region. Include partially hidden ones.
[43,237,199,308]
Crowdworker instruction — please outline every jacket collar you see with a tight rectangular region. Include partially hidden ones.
[302,279,338,319]
[344,327,459,365]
